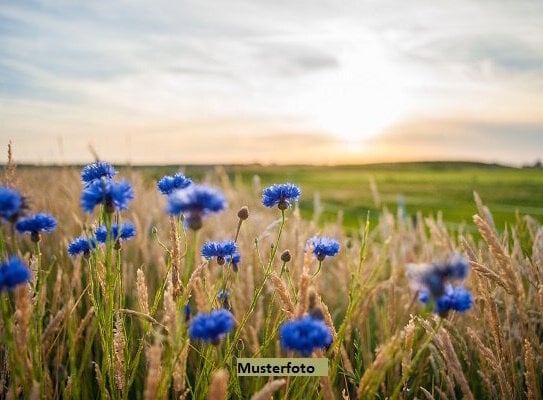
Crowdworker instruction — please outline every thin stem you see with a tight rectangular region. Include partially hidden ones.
[184,229,199,286]
[268,209,286,269]
[34,240,45,388]
[311,260,323,279]
[234,218,243,243]
[224,209,286,361]
[280,262,297,301]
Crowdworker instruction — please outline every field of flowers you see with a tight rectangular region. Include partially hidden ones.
[0,157,542,399]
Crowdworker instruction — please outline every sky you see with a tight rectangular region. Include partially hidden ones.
[1,0,543,165]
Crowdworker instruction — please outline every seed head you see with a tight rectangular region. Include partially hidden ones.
[281,250,292,263]
[237,206,249,220]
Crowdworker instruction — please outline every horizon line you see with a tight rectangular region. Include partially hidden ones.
[3,159,541,169]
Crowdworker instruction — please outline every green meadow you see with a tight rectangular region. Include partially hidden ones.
[146,161,543,230]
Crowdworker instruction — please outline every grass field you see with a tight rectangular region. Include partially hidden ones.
[143,161,543,230]
[1,161,542,399]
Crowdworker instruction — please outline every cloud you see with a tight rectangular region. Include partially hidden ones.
[368,115,543,165]
[1,0,543,164]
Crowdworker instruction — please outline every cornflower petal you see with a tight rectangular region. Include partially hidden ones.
[279,316,333,356]
[262,183,301,209]
[0,256,31,291]
[68,236,97,256]
[0,186,24,222]
[307,237,340,260]
[15,213,57,235]
[95,222,136,243]
[157,173,192,195]
[201,241,237,262]
[81,161,116,185]
[189,310,235,343]
[80,180,134,213]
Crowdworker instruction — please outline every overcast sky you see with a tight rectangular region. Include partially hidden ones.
[1,0,542,165]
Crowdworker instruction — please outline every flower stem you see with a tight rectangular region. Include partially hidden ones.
[224,210,286,361]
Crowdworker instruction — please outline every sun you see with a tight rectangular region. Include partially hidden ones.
[299,33,420,144]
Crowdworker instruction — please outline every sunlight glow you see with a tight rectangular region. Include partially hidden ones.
[301,33,417,143]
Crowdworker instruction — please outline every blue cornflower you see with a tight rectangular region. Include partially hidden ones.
[307,237,340,261]
[80,180,134,214]
[189,309,235,344]
[157,173,192,195]
[433,284,473,316]
[68,236,97,257]
[262,183,301,210]
[280,315,333,356]
[95,222,136,244]
[167,185,227,230]
[81,161,116,186]
[15,213,57,242]
[407,254,470,298]
[0,256,31,291]
[0,186,25,222]
[407,254,473,316]
[201,241,237,265]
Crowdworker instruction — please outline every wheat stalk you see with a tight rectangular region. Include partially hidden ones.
[136,268,150,315]
[269,272,294,317]
[473,214,523,299]
[524,339,539,400]
[436,329,474,400]
[295,249,312,318]
[207,369,229,400]
[143,340,163,400]
[250,379,286,400]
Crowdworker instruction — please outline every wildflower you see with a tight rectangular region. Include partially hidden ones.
[280,315,333,356]
[80,180,134,214]
[157,173,192,195]
[167,185,227,230]
[15,213,57,242]
[435,284,473,315]
[0,186,25,222]
[407,254,473,316]
[201,241,237,265]
[262,183,301,210]
[307,237,340,261]
[188,309,235,344]
[68,236,97,257]
[419,284,473,316]
[95,222,136,244]
[0,256,31,291]
[184,303,191,322]
[407,254,469,298]
[81,161,116,185]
